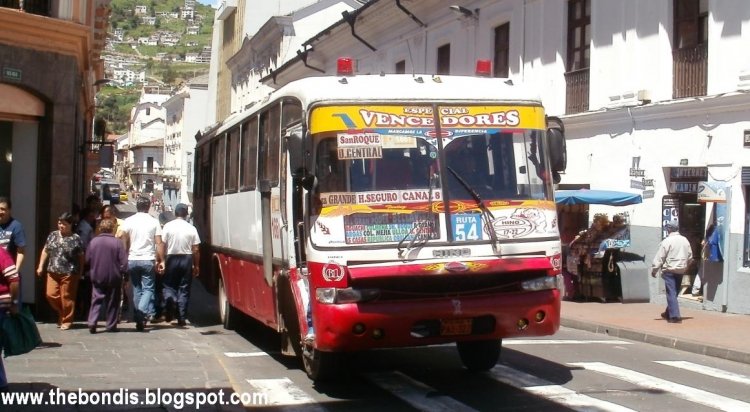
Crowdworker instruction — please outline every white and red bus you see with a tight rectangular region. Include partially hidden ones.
[193,60,567,380]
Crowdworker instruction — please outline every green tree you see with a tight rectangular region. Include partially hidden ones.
[162,64,176,84]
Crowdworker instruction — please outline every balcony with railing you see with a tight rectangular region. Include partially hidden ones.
[0,0,50,16]
[673,43,708,99]
[130,166,163,175]
[565,68,590,115]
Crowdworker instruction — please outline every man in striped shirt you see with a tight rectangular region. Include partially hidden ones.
[0,246,19,389]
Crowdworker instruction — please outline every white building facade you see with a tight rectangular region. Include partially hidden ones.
[162,74,209,210]
[127,93,169,194]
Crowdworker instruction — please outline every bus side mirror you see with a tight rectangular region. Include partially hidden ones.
[547,116,567,173]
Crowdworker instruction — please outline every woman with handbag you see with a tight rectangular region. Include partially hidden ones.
[36,212,84,330]
[0,246,19,389]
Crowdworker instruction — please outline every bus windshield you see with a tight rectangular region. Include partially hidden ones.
[314,130,550,204]
[309,104,557,247]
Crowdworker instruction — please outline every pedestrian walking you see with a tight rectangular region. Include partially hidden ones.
[76,208,96,250]
[86,218,127,334]
[36,212,84,330]
[150,211,175,324]
[96,205,124,236]
[74,207,97,322]
[160,204,200,326]
[691,223,722,297]
[120,197,164,331]
[0,196,27,275]
[0,247,19,389]
[651,218,693,324]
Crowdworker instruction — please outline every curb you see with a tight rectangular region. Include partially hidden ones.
[561,318,750,365]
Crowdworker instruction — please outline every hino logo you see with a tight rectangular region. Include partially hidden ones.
[432,248,471,258]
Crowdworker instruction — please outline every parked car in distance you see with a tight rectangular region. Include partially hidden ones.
[119,191,128,202]
[98,180,121,205]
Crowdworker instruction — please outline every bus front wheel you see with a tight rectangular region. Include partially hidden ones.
[302,348,342,381]
[456,339,502,371]
[219,278,237,330]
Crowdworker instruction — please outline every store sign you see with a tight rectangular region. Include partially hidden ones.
[629,168,645,177]
[2,67,21,81]
[669,182,699,193]
[744,130,750,147]
[669,167,708,181]
[697,181,727,203]
[661,196,679,240]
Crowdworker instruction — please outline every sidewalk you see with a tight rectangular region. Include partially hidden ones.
[2,283,245,412]
[561,300,750,364]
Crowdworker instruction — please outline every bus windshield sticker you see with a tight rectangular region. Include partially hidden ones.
[310,105,546,134]
[381,134,418,149]
[337,132,383,159]
[451,214,483,241]
[321,190,442,207]
[344,212,439,244]
[490,207,554,239]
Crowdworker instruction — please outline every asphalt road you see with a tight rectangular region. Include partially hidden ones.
[207,289,750,411]
[90,202,750,411]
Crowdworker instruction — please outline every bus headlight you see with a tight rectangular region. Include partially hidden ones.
[521,275,563,292]
[315,287,381,304]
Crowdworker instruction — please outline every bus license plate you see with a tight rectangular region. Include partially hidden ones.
[440,318,472,336]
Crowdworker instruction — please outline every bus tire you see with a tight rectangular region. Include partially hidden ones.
[456,339,502,371]
[218,278,238,330]
[302,348,342,381]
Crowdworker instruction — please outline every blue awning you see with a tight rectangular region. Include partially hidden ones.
[555,189,643,206]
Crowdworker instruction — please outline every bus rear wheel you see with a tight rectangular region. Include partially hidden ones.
[302,347,342,381]
[219,278,237,330]
[456,339,502,371]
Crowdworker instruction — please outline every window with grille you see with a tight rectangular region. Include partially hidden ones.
[672,0,708,98]
[565,0,591,114]
[567,0,590,72]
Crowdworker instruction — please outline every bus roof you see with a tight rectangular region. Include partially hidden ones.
[203,74,543,139]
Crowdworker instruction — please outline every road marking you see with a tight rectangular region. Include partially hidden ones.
[363,371,478,412]
[655,361,750,385]
[224,351,270,358]
[246,378,324,410]
[569,362,750,411]
[505,339,632,345]
[489,364,636,412]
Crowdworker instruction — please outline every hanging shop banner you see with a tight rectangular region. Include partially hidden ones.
[697,181,727,203]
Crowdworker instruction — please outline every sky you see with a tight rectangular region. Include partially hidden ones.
[196,0,218,7]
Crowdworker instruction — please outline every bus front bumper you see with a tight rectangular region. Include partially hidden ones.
[311,289,560,352]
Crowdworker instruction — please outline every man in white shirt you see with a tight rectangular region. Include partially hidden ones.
[160,203,200,327]
[121,197,164,331]
[651,219,692,324]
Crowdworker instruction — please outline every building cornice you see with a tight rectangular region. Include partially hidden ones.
[562,91,750,131]
[0,9,93,73]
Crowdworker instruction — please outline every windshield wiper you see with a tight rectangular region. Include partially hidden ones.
[446,167,501,254]
[397,167,438,259]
